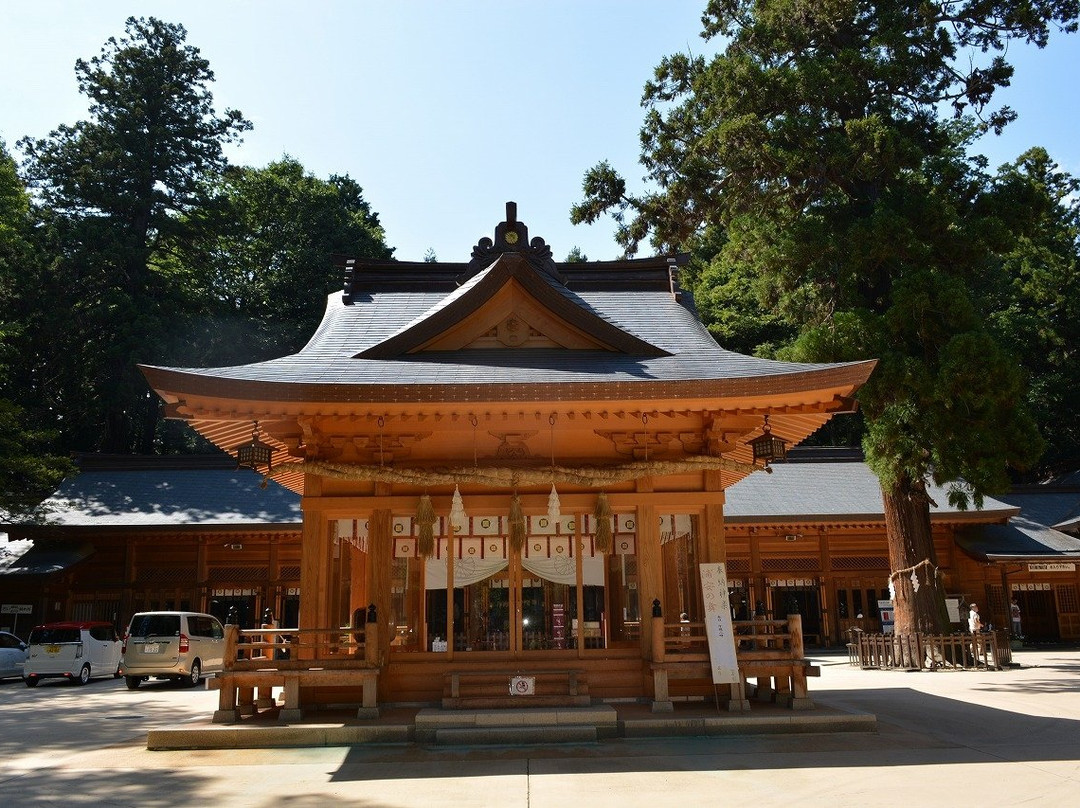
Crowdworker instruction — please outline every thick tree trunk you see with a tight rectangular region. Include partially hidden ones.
[882,475,950,637]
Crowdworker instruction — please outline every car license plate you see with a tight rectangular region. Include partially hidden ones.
[46,645,60,654]
[142,643,160,653]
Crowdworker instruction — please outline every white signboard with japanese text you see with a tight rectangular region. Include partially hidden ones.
[1028,562,1075,573]
[699,562,741,684]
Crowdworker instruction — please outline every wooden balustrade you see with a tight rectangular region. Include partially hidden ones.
[648,613,818,713]
[212,622,381,723]
[224,625,373,671]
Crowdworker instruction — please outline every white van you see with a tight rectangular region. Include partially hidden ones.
[122,611,225,688]
[23,621,123,686]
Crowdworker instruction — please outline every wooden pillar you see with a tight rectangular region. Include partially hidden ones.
[298,475,330,659]
[349,525,369,625]
[702,471,727,565]
[576,516,586,655]
[267,535,280,620]
[367,508,393,668]
[636,484,661,659]
[819,528,833,646]
[750,529,764,614]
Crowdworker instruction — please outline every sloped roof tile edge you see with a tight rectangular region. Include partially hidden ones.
[139,360,877,404]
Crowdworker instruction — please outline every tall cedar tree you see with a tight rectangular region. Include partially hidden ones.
[573,0,1075,634]
[18,17,250,454]
[0,141,74,516]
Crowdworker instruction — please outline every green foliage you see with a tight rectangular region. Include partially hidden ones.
[15,17,251,454]
[0,399,75,521]
[0,19,398,515]
[576,0,1075,500]
[979,148,1080,474]
[564,246,589,263]
[171,158,393,366]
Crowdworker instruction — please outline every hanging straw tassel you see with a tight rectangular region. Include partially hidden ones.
[449,484,467,534]
[547,483,561,523]
[416,494,436,557]
[509,492,526,553]
[594,491,612,552]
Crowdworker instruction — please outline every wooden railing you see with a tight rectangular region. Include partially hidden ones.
[211,622,381,723]
[649,614,818,712]
[852,629,1012,671]
[653,617,803,661]
[226,625,371,671]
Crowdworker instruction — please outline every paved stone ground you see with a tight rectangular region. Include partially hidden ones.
[1,648,1078,807]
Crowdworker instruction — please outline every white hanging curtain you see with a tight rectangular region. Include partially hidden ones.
[423,554,508,589]
[522,555,605,586]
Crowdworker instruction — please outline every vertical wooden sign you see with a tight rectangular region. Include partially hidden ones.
[700,562,741,684]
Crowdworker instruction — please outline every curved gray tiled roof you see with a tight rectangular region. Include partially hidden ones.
[152,286,863,387]
[32,468,302,528]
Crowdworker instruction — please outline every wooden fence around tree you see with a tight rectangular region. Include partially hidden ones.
[850,629,1012,671]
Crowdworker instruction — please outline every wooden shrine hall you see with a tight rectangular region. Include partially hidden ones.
[140,203,876,718]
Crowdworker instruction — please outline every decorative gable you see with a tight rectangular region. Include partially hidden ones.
[355,208,670,360]
[415,274,626,351]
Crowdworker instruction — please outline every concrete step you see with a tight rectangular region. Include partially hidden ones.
[432,725,598,745]
[443,694,592,709]
[414,705,619,744]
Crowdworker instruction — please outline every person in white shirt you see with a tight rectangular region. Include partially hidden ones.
[968,603,983,666]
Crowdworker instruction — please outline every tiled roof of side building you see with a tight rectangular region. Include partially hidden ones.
[724,462,1017,523]
[7,462,302,528]
[956,516,1080,561]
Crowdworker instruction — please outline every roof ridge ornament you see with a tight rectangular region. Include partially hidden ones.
[464,201,565,284]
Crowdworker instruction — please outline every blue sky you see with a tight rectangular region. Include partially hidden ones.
[3,1,1078,262]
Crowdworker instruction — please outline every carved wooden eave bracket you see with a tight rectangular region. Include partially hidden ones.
[594,429,707,459]
[296,417,432,463]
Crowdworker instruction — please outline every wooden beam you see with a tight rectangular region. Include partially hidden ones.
[302,490,726,516]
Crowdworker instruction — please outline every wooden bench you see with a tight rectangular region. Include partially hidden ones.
[442,668,588,709]
[211,665,380,723]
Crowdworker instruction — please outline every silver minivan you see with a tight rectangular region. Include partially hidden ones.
[122,611,225,688]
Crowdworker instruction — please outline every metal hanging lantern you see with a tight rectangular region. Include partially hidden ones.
[749,414,788,465]
[236,421,273,473]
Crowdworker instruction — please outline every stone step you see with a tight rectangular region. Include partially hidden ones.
[442,694,592,709]
[432,725,598,745]
[413,704,619,744]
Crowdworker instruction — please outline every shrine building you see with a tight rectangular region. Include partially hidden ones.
[139,203,876,710]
